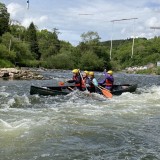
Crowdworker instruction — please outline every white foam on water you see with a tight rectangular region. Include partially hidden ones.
[0,118,31,131]
[0,86,6,92]
[41,153,50,157]
[0,91,9,97]
[107,86,160,117]
[6,94,31,108]
[7,98,15,107]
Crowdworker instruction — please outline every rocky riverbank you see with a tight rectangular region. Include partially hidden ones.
[0,68,45,80]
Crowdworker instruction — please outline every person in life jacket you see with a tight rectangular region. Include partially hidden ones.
[81,70,90,91]
[98,70,114,91]
[67,69,82,90]
[88,71,100,93]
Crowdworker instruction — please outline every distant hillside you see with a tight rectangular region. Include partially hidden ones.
[100,38,147,48]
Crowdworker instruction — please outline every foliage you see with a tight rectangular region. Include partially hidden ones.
[0,2,9,36]
[43,53,74,69]
[26,22,41,60]
[0,59,14,67]
[135,68,157,75]
[1,32,33,63]
[37,29,60,60]
[79,51,104,70]
[9,24,26,41]
[81,31,101,44]
[156,67,160,75]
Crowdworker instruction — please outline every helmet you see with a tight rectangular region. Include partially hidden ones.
[72,69,79,74]
[107,70,113,75]
[84,70,89,75]
[89,71,94,76]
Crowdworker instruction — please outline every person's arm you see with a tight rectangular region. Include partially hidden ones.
[75,75,81,84]
[104,72,108,78]
[98,78,106,85]
[92,78,98,87]
[67,79,75,83]
[67,76,75,83]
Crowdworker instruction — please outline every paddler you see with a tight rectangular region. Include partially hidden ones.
[81,70,90,91]
[87,71,100,93]
[98,70,114,91]
[67,69,82,90]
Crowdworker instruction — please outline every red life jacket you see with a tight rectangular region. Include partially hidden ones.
[81,77,87,88]
[105,79,113,87]
[73,75,81,87]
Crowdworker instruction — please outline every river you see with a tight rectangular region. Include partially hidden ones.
[0,70,160,160]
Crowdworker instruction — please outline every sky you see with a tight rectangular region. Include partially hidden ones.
[1,0,160,45]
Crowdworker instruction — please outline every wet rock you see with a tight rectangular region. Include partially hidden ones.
[0,68,45,80]
[2,72,10,78]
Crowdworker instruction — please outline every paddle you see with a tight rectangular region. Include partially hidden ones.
[58,81,74,91]
[58,81,65,86]
[97,86,113,99]
[99,85,111,92]
[58,80,68,86]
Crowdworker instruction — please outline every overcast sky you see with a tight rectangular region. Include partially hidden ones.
[1,0,160,45]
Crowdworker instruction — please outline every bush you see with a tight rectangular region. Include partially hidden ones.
[44,54,75,69]
[79,51,104,70]
[20,60,41,67]
[0,59,14,67]
[135,68,156,75]
[156,67,160,75]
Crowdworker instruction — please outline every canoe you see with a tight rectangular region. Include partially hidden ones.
[30,84,137,96]
[30,85,74,96]
[111,84,137,95]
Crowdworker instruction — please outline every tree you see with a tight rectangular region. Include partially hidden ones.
[1,32,33,65]
[81,31,101,44]
[27,22,41,60]
[0,2,10,36]
[79,51,104,70]
[37,29,60,60]
[9,24,26,41]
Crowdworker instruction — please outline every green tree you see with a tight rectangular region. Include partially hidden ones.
[81,31,101,44]
[9,23,26,41]
[79,51,104,70]
[26,22,41,60]
[0,2,10,36]
[77,31,110,70]
[37,29,60,60]
[1,32,33,66]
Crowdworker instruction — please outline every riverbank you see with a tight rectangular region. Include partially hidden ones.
[0,68,46,80]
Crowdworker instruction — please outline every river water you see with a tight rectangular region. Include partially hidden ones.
[0,70,160,160]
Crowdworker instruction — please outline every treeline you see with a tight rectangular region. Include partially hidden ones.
[0,2,160,71]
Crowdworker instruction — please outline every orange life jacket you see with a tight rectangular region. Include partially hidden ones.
[73,75,81,87]
[82,77,88,88]
[105,79,113,87]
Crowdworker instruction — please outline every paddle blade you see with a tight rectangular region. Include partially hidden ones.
[59,82,65,86]
[102,89,113,98]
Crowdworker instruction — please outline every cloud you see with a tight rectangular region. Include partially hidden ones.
[4,0,160,45]
[145,17,160,27]
[21,15,49,28]
[7,3,24,18]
